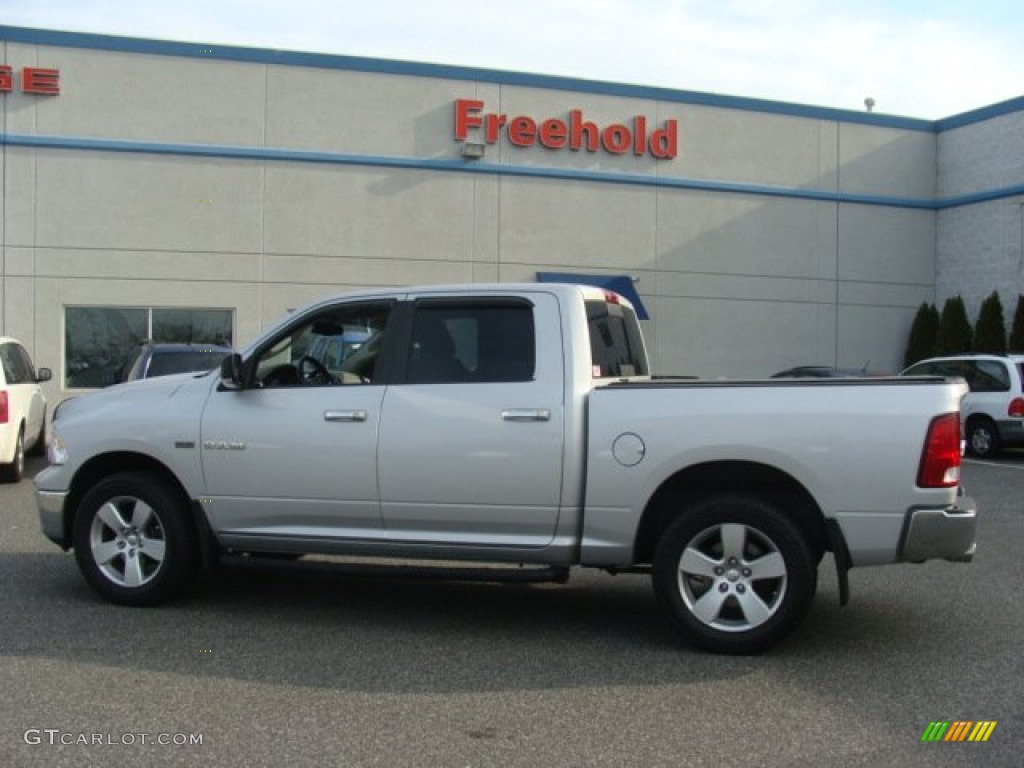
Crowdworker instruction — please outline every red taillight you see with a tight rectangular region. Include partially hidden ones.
[1009,397,1024,418]
[603,290,621,305]
[0,391,7,424]
[917,413,961,488]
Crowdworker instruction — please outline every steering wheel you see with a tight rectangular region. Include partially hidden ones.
[297,355,334,386]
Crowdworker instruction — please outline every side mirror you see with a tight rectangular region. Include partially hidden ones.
[36,368,53,383]
[220,354,245,390]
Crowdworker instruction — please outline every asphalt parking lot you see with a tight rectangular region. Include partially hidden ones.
[1,454,1021,768]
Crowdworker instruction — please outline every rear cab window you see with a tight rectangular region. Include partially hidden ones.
[586,298,649,379]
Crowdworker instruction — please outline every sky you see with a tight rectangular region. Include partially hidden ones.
[1,0,1022,119]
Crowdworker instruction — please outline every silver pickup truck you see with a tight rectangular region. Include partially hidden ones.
[35,283,978,654]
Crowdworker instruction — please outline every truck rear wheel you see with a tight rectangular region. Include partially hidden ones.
[652,494,816,654]
[72,472,199,606]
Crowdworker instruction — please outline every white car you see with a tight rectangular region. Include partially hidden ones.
[1,337,51,482]
[902,354,1024,458]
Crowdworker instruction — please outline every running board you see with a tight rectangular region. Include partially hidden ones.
[226,554,571,585]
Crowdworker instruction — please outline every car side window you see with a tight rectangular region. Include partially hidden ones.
[973,361,1010,392]
[406,301,535,385]
[254,301,393,388]
[0,343,31,384]
[14,345,39,382]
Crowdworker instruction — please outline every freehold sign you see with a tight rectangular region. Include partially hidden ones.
[454,99,678,159]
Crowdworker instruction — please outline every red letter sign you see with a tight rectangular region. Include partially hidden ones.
[454,99,483,141]
[22,68,60,95]
[0,66,12,92]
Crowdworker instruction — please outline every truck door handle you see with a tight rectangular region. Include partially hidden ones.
[501,409,551,422]
[324,410,368,422]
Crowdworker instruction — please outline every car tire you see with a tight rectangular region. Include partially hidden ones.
[72,472,199,606]
[965,417,1000,458]
[0,427,25,483]
[652,493,817,655]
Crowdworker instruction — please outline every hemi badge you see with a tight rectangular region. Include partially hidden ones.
[175,441,196,449]
[203,441,246,451]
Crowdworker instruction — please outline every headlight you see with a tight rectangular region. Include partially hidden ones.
[47,429,69,466]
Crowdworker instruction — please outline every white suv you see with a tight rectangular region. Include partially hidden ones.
[902,354,1024,458]
[0,338,51,482]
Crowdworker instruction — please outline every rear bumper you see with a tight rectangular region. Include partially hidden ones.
[899,497,977,563]
[996,419,1024,445]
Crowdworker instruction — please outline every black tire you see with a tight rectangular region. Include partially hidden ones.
[0,427,25,483]
[27,410,47,457]
[965,417,1000,458]
[652,493,817,654]
[72,472,199,606]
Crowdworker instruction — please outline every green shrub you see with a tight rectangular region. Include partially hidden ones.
[1010,295,1024,352]
[973,291,1007,354]
[935,295,973,355]
[904,302,939,367]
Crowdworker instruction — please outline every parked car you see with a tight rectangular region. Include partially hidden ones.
[117,342,232,382]
[0,337,51,482]
[771,366,880,379]
[901,354,1024,457]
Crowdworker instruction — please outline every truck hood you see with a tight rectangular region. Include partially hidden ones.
[54,372,213,425]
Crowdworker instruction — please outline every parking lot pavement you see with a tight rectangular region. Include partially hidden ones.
[1,454,1021,767]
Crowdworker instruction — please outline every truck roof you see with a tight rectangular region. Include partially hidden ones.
[296,281,638,314]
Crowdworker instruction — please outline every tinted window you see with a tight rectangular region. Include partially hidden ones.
[0,343,32,384]
[586,300,649,378]
[13,345,38,382]
[65,306,234,388]
[972,361,1010,392]
[152,308,233,345]
[907,360,971,380]
[407,302,535,385]
[147,350,229,378]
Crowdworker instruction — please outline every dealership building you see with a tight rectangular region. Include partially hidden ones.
[1,25,1023,398]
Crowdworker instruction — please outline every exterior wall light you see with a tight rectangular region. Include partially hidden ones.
[461,141,486,159]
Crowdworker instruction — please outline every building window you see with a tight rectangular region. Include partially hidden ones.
[65,306,233,389]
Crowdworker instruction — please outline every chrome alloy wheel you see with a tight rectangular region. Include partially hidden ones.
[969,425,993,456]
[676,522,788,633]
[88,496,167,588]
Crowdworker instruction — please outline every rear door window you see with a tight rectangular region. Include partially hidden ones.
[405,300,536,384]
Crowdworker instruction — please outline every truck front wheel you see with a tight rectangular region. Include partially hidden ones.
[652,494,817,654]
[72,472,199,606]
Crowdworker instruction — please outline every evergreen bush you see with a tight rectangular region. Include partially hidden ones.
[1010,295,1024,352]
[973,291,1007,354]
[935,295,973,355]
[904,302,939,367]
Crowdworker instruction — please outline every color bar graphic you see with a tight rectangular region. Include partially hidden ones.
[920,721,996,742]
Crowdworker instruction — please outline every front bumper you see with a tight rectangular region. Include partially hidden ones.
[899,496,978,563]
[37,489,70,549]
